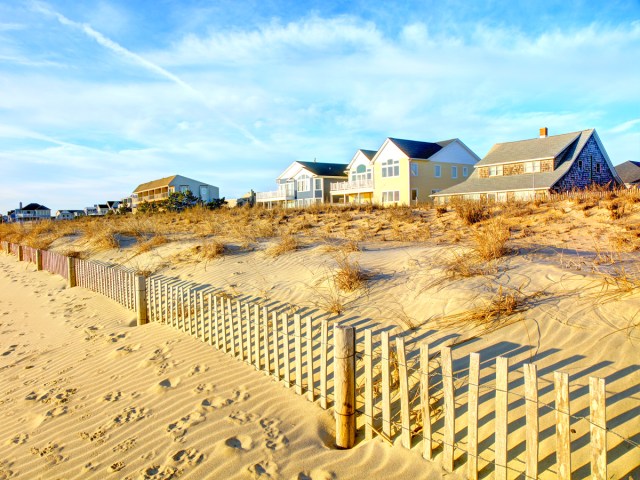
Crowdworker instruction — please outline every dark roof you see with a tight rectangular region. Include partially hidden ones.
[388,138,455,159]
[433,129,596,196]
[615,161,640,184]
[477,131,585,166]
[360,149,377,160]
[21,203,49,211]
[297,161,349,177]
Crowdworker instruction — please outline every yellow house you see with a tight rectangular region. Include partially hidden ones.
[330,138,479,205]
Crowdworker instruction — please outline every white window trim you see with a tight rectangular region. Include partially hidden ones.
[381,190,400,203]
[381,159,400,178]
[463,166,468,177]
[410,163,418,177]
[451,166,458,179]
[434,165,441,178]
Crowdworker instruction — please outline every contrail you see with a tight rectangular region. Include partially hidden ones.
[30,1,266,148]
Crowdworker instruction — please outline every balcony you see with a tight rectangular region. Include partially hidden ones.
[330,178,374,194]
[256,187,295,203]
[132,192,169,207]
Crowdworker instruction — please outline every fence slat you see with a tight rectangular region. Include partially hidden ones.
[282,313,291,387]
[524,363,538,480]
[397,336,411,449]
[306,316,314,401]
[254,305,261,370]
[364,329,373,440]
[467,352,480,480]
[381,331,391,439]
[294,314,303,395]
[265,307,272,376]
[237,301,245,360]
[245,304,253,365]
[495,356,509,480]
[228,298,236,356]
[420,344,431,460]
[320,320,328,409]
[589,377,607,480]
[442,346,455,473]
[273,312,280,380]
[555,371,571,480]
[221,297,228,352]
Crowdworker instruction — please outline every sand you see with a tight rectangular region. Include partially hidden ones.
[1,201,639,478]
[0,254,444,480]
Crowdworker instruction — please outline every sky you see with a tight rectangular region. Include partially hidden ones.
[0,0,639,213]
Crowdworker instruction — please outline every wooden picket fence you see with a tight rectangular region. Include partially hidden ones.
[1,243,637,479]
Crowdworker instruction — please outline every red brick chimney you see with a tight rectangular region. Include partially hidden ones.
[539,127,548,138]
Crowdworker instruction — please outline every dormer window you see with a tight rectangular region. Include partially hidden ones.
[489,165,503,176]
[524,161,541,173]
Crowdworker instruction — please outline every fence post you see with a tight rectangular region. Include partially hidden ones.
[589,377,607,480]
[67,257,76,288]
[135,274,148,326]
[36,250,43,271]
[17,245,23,261]
[334,324,356,449]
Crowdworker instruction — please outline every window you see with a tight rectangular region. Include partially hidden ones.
[463,167,468,177]
[297,175,310,192]
[381,159,400,177]
[434,165,441,178]
[314,178,322,190]
[595,164,602,174]
[578,160,583,171]
[411,189,418,202]
[524,161,541,173]
[180,185,189,193]
[489,165,503,176]
[451,166,458,179]
[410,163,418,176]
[431,189,441,194]
[382,191,400,203]
[351,164,372,183]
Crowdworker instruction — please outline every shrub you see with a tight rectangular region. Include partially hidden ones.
[453,200,488,225]
[473,219,510,260]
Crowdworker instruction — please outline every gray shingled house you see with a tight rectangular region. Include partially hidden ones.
[615,160,640,188]
[432,128,622,203]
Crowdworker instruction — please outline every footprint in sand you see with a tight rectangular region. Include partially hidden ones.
[6,433,29,445]
[0,460,14,479]
[1,345,17,356]
[153,377,181,393]
[30,442,66,465]
[260,418,289,451]
[112,438,136,452]
[166,411,206,441]
[297,471,336,480]
[106,332,127,343]
[193,383,215,394]
[111,343,142,358]
[225,435,253,451]
[171,448,205,466]
[227,410,259,425]
[112,406,149,425]
[200,396,233,409]
[108,461,125,473]
[248,460,278,479]
[102,391,122,402]
[187,364,208,376]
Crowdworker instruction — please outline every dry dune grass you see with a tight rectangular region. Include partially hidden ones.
[334,254,369,292]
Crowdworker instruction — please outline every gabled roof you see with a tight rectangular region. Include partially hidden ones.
[21,203,49,211]
[476,131,583,167]
[433,129,621,197]
[360,149,377,160]
[616,160,640,184]
[134,175,178,193]
[295,161,349,177]
[387,137,455,160]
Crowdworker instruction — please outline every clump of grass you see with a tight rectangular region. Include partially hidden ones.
[267,234,299,257]
[135,234,169,254]
[334,254,369,292]
[453,200,488,225]
[193,240,226,260]
[473,219,510,260]
[444,249,498,279]
[436,286,527,333]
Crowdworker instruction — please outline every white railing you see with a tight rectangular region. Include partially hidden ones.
[256,189,295,201]
[330,178,373,192]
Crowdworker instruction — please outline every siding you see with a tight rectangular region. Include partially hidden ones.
[552,136,617,192]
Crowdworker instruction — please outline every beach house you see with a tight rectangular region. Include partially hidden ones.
[432,128,622,203]
[256,161,348,208]
[10,203,51,222]
[329,138,479,206]
[55,210,85,220]
[615,161,640,188]
[132,175,220,211]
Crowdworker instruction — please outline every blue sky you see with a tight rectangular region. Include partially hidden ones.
[1,0,639,213]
